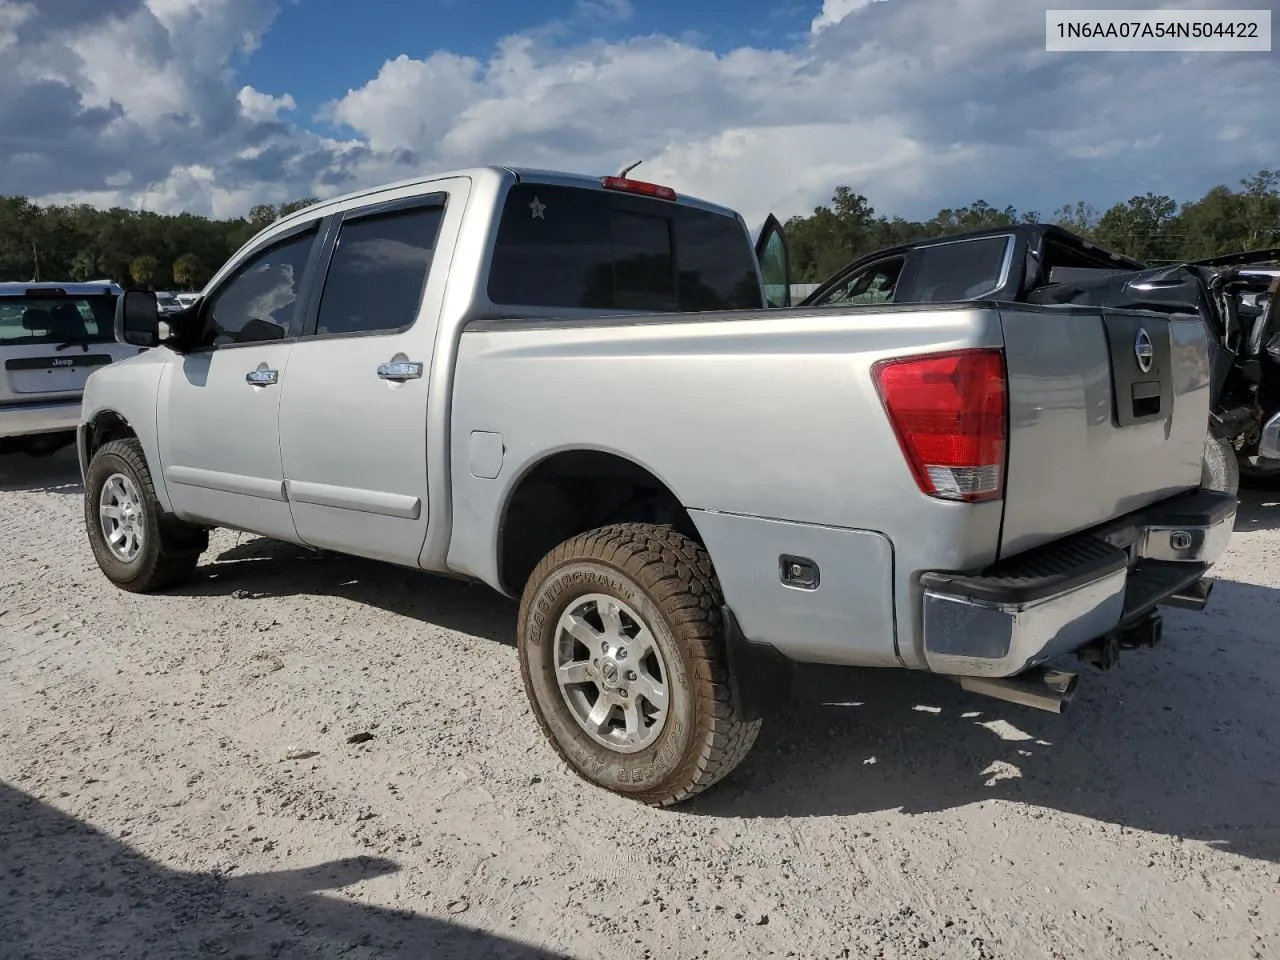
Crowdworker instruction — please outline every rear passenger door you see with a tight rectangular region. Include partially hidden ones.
[277,182,467,565]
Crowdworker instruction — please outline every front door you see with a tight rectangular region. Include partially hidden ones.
[158,223,321,542]
[278,187,461,566]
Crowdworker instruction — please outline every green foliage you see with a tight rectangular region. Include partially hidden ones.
[783,170,1280,282]
[2,174,1278,288]
[129,254,161,287]
[0,196,319,287]
[171,252,209,290]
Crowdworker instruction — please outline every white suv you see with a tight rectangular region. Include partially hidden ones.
[0,282,146,457]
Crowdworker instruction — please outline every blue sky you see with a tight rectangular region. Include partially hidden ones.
[240,0,810,121]
[2,0,1277,226]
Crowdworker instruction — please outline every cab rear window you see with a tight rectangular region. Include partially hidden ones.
[488,183,760,312]
[907,236,1013,302]
[0,296,116,346]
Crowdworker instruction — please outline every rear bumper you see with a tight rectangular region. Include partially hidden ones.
[0,399,82,439]
[919,489,1236,678]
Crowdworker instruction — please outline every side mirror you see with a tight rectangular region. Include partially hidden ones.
[114,290,160,348]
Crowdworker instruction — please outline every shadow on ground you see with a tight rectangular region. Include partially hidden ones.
[173,537,518,647]
[0,446,82,496]
[0,783,567,960]
[8,449,1274,865]
[685,576,1280,864]
[1234,485,1280,532]
[171,534,1280,864]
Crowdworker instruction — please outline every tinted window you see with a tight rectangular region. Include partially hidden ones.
[315,204,445,336]
[206,229,316,346]
[675,212,760,311]
[754,223,788,308]
[814,257,905,306]
[909,236,1011,302]
[489,184,759,312]
[0,295,114,345]
[609,210,675,310]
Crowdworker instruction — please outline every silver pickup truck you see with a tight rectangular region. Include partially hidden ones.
[79,167,1236,806]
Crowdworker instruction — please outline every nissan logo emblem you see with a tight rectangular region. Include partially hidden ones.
[1134,328,1154,374]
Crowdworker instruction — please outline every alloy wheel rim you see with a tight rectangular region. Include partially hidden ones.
[552,593,670,754]
[99,472,145,563]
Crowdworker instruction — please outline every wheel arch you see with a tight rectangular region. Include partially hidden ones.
[79,408,174,514]
[496,446,702,598]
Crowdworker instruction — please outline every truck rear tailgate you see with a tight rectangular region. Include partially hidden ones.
[998,305,1211,558]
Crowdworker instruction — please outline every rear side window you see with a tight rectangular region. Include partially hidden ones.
[315,203,445,336]
[908,236,1012,302]
[488,183,759,312]
[0,295,115,346]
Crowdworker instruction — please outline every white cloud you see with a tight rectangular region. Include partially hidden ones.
[322,52,483,153]
[237,85,297,122]
[811,0,889,34]
[3,0,1277,235]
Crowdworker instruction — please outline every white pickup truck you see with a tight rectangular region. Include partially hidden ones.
[80,167,1235,805]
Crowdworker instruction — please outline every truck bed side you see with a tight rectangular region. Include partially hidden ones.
[446,303,1008,670]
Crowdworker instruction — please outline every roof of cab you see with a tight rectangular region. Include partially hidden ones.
[0,281,123,296]
[272,165,742,231]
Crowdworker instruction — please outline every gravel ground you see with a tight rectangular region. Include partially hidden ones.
[2,448,1278,960]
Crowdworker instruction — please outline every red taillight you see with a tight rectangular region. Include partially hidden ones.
[601,176,677,201]
[871,348,1008,503]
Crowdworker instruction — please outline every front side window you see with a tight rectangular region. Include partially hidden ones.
[909,236,1012,302]
[488,183,760,312]
[0,295,115,346]
[205,229,316,347]
[814,257,905,306]
[315,204,445,336]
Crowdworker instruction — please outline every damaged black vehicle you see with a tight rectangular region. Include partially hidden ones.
[802,225,1280,493]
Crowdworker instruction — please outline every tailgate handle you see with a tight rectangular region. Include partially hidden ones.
[1131,380,1160,418]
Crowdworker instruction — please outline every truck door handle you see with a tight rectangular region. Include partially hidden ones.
[377,361,424,382]
[245,368,279,386]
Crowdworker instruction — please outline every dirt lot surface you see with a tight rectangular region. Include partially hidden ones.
[2,448,1278,960]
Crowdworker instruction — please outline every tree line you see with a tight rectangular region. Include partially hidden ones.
[1,170,1278,288]
[0,197,317,290]
[785,169,1280,282]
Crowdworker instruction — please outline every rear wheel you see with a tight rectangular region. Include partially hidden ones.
[1201,435,1240,497]
[517,523,760,806]
[84,439,207,592]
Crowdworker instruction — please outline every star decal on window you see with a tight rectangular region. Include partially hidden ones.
[529,196,546,219]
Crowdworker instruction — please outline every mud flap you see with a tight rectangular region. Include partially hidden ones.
[721,605,793,722]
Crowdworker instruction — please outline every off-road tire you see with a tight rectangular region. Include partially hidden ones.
[518,523,761,806]
[1201,434,1240,497]
[84,438,207,593]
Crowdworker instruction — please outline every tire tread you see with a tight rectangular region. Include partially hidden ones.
[518,522,761,806]
[86,439,204,593]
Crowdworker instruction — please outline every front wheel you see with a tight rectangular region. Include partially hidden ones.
[517,523,760,806]
[84,439,207,592]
